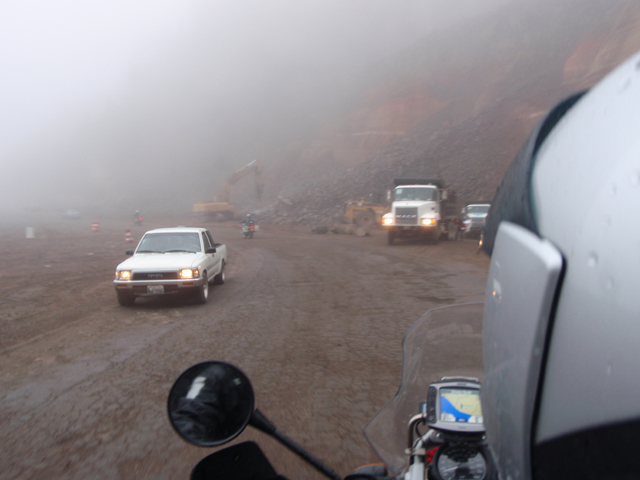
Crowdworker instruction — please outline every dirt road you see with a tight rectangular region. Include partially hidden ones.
[0,214,489,479]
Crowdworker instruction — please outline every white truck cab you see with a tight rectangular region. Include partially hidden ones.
[382,178,457,245]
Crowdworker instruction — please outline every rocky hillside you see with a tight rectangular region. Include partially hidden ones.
[237,0,640,226]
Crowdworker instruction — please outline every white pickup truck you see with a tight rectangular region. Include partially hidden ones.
[462,203,491,238]
[113,227,227,306]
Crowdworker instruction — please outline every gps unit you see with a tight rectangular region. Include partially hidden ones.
[425,377,484,434]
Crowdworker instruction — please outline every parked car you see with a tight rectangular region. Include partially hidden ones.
[62,209,81,220]
[462,203,491,238]
[113,227,227,306]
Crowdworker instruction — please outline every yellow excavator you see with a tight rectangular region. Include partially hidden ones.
[193,159,264,217]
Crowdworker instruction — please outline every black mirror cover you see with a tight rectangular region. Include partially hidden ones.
[206,247,217,254]
[126,250,134,256]
[191,441,282,480]
[168,361,254,447]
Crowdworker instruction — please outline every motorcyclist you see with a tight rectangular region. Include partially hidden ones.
[480,49,640,480]
[241,213,255,226]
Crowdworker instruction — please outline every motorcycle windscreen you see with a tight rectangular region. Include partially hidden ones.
[482,221,563,480]
[363,303,484,476]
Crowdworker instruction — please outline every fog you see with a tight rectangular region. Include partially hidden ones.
[1,0,520,217]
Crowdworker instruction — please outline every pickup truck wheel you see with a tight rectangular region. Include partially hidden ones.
[213,262,226,285]
[195,273,209,304]
[116,290,135,306]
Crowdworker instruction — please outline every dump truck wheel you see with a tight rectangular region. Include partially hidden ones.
[431,228,440,245]
[447,225,456,241]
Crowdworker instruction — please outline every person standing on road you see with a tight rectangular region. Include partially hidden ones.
[455,218,466,241]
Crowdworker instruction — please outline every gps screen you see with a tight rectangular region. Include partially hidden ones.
[439,388,483,424]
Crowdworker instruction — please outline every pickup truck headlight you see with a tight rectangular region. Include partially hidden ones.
[115,270,131,281]
[179,268,200,279]
[382,214,394,225]
[421,218,436,226]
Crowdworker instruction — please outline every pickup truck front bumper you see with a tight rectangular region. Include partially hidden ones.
[114,277,206,297]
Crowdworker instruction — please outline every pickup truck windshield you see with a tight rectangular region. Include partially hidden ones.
[137,232,201,254]
[467,205,490,214]
[394,187,437,202]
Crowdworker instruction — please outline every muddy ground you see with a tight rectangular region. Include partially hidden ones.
[0,213,489,480]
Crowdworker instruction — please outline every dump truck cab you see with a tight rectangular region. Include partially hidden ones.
[382,178,457,245]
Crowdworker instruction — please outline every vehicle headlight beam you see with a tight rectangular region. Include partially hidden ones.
[116,270,132,281]
[179,268,199,279]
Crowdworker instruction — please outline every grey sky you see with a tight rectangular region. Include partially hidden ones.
[1,0,199,154]
[0,0,510,212]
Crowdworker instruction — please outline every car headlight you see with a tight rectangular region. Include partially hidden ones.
[179,268,199,279]
[421,218,436,226]
[116,270,131,281]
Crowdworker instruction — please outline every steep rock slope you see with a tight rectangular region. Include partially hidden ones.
[252,0,640,225]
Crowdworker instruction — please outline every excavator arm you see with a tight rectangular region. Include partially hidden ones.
[216,160,263,204]
[194,160,264,215]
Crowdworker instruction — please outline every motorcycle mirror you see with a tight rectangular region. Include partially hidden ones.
[167,361,255,447]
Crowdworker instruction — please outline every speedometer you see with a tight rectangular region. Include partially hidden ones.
[435,444,486,480]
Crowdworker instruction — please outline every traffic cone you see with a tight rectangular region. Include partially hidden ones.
[125,229,134,242]
[91,222,100,232]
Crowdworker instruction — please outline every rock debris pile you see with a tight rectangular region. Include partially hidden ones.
[254,97,527,227]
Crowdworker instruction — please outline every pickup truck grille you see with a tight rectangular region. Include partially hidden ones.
[132,271,179,280]
[395,207,418,225]
[133,285,180,294]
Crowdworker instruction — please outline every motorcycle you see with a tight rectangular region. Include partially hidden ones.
[241,223,255,239]
[134,216,143,226]
[167,303,491,480]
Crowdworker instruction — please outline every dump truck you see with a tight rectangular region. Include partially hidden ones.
[381,178,459,245]
[193,160,264,218]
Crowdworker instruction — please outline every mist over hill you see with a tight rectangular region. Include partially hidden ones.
[253,0,640,225]
[2,0,639,222]
[1,0,500,217]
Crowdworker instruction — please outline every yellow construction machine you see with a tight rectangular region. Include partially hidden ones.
[193,160,264,217]
[343,193,390,228]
